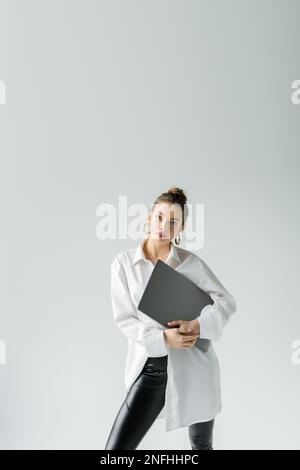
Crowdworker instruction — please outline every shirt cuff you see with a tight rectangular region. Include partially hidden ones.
[142,326,169,357]
[196,304,222,341]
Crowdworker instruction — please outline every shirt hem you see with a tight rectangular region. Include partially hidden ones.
[165,407,222,432]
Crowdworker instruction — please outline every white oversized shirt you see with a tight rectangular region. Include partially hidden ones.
[110,239,237,432]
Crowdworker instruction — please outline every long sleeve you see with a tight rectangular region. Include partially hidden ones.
[110,255,168,357]
[196,259,237,342]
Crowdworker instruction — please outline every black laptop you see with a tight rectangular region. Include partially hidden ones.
[138,259,214,352]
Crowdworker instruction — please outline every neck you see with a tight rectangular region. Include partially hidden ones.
[143,238,171,262]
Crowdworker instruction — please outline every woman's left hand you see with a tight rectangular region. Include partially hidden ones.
[167,319,200,337]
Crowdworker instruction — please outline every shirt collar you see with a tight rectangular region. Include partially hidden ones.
[133,239,181,265]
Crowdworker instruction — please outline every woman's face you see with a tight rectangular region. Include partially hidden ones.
[147,202,184,241]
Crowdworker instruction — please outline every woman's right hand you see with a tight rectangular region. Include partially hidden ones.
[163,328,199,349]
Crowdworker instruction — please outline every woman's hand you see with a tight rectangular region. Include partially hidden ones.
[167,319,200,337]
[163,327,199,350]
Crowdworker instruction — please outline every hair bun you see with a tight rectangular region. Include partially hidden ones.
[166,187,187,202]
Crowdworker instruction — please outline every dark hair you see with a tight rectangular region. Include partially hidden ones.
[153,187,188,227]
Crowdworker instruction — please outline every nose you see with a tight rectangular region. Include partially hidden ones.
[160,223,170,235]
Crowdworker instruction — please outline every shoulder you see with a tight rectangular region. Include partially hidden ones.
[176,246,205,267]
[110,247,136,268]
[178,247,213,278]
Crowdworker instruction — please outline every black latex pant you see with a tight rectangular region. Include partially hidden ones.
[105,355,214,450]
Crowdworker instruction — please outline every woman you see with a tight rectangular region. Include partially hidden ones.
[105,187,237,450]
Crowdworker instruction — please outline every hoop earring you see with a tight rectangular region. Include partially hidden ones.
[174,234,181,245]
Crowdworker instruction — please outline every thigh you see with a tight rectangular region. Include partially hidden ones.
[188,419,215,450]
[105,360,168,450]
[126,368,167,426]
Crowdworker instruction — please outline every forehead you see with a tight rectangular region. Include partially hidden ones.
[152,202,182,219]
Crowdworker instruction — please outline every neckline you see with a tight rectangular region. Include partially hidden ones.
[142,239,172,265]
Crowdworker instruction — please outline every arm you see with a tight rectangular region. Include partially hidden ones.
[195,259,237,341]
[110,255,168,357]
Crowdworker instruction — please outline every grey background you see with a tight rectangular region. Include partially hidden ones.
[1,0,299,449]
